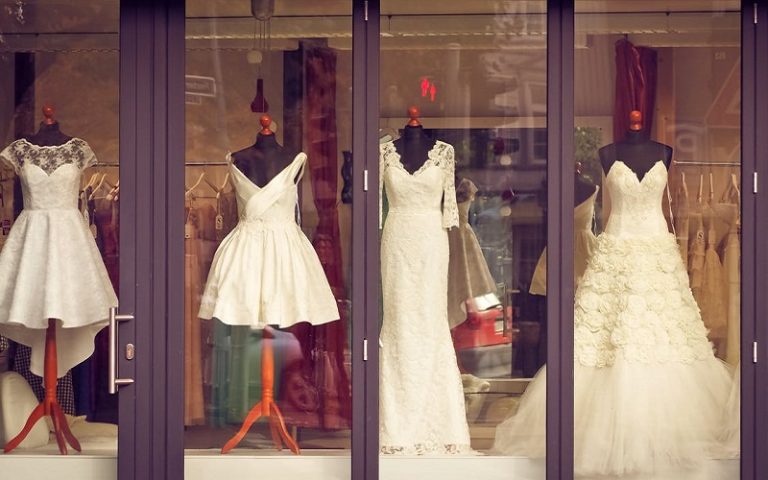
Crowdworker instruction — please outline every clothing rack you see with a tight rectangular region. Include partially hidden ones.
[87,162,231,167]
[672,160,740,167]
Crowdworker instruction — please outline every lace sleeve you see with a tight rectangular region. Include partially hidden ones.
[79,141,98,169]
[441,145,459,229]
[379,144,387,229]
[0,142,20,173]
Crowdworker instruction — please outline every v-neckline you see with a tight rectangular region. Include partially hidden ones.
[387,140,443,177]
[608,160,664,184]
[229,152,304,190]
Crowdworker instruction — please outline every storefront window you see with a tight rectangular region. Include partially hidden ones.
[575,1,739,477]
[183,2,352,478]
[378,1,547,477]
[0,1,120,475]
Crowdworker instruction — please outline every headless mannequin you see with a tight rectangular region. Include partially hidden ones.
[393,107,438,174]
[14,107,74,217]
[231,115,298,187]
[4,106,82,455]
[599,110,672,180]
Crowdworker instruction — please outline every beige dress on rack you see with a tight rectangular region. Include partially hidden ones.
[446,178,497,328]
[529,186,599,296]
[674,178,690,266]
[184,204,205,426]
[717,183,741,366]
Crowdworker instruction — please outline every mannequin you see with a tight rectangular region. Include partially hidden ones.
[218,112,303,455]
[4,105,82,454]
[393,106,438,174]
[231,114,297,187]
[27,106,73,146]
[599,110,672,179]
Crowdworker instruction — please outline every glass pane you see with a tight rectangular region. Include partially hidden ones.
[0,1,120,477]
[183,2,353,478]
[378,2,546,477]
[573,2,741,478]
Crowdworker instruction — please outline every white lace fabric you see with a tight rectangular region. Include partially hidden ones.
[495,158,735,477]
[379,140,470,456]
[0,138,96,175]
[379,140,459,230]
[0,138,117,378]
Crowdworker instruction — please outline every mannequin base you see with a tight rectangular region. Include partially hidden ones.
[220,331,300,455]
[4,320,81,455]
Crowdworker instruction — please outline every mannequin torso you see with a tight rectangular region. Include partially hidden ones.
[26,122,72,147]
[393,125,437,174]
[231,133,297,187]
[598,130,672,181]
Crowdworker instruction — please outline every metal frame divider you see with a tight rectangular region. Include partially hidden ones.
[118,0,186,479]
[352,0,379,479]
[546,1,574,479]
[752,1,767,479]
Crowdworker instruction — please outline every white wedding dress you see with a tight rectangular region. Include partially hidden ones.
[494,160,733,477]
[0,138,118,378]
[199,152,339,328]
[378,140,471,455]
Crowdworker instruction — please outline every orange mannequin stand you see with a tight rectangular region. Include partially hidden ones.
[220,326,300,454]
[4,319,82,455]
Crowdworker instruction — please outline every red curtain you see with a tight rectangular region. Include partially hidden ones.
[613,39,658,142]
[280,46,351,429]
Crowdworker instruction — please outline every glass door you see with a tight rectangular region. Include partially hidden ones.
[182,1,355,478]
[377,1,548,478]
[571,1,742,478]
[0,1,131,479]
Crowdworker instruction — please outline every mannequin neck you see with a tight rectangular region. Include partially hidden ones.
[254,132,279,150]
[623,129,647,144]
[403,125,429,141]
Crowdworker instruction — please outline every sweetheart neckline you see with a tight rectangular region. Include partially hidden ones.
[23,161,80,178]
[607,160,666,184]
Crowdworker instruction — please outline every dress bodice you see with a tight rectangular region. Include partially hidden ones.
[0,138,96,211]
[379,140,459,230]
[228,152,306,227]
[603,160,668,238]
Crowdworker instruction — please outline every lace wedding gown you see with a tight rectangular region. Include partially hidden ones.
[494,160,733,477]
[0,138,118,378]
[379,140,471,455]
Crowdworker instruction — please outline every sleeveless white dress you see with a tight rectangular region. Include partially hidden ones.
[494,160,733,477]
[0,138,118,378]
[199,153,339,328]
[378,140,471,455]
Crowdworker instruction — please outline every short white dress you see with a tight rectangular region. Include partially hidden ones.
[198,153,340,328]
[0,138,118,378]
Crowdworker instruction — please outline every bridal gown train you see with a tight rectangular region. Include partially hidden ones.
[379,140,471,455]
[494,160,733,477]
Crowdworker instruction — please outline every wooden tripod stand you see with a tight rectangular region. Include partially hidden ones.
[4,319,81,454]
[221,328,300,454]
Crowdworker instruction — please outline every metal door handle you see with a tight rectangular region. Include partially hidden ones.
[109,307,135,394]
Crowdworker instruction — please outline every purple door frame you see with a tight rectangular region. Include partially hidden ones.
[120,1,765,479]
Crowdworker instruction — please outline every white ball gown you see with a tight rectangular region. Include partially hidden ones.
[0,138,118,378]
[378,140,471,455]
[494,160,733,477]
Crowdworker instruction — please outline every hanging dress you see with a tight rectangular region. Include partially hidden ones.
[447,178,498,328]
